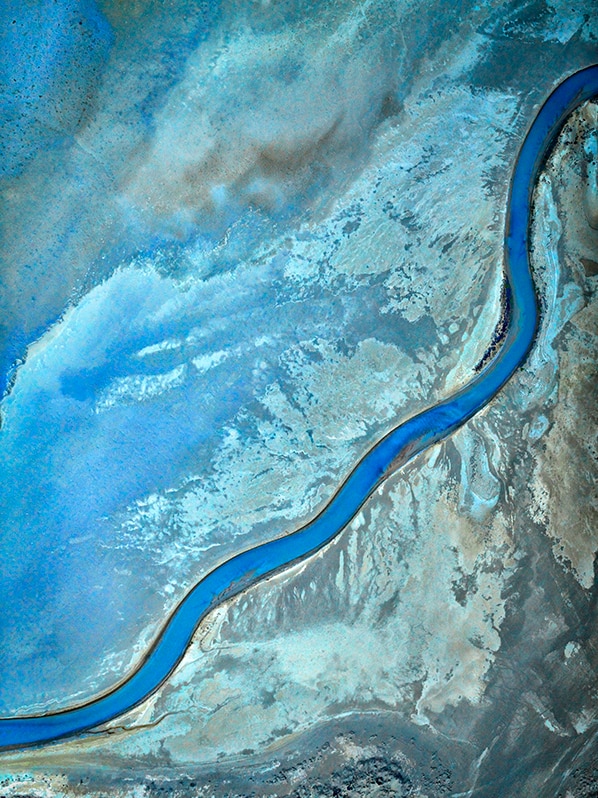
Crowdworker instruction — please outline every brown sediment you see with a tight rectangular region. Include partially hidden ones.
[473,278,512,373]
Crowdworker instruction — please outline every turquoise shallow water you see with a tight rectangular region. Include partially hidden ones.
[1,63,597,751]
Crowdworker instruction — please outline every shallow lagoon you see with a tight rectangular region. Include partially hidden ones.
[1,1,597,795]
[1,0,503,716]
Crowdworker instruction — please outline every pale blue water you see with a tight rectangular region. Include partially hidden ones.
[1,3,420,714]
[1,64,596,750]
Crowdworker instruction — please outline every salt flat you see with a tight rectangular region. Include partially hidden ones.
[0,0,596,795]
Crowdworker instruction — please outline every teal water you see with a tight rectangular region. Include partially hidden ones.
[1,63,597,751]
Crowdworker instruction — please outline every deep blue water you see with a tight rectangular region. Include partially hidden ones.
[1,64,597,750]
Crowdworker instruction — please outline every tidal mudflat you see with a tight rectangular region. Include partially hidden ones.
[1,1,597,796]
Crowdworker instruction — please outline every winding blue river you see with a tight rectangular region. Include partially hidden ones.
[1,65,597,751]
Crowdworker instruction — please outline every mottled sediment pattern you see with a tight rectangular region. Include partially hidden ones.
[1,0,597,796]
